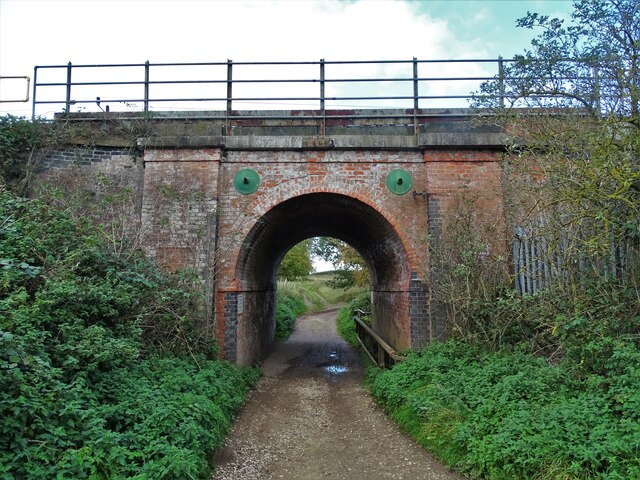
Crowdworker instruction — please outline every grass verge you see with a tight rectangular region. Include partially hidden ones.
[336,292,371,348]
[279,273,368,312]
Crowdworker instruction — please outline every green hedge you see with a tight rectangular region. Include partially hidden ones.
[0,190,259,479]
[274,289,306,340]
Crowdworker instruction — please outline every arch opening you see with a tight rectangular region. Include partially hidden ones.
[306,237,371,288]
[230,192,421,366]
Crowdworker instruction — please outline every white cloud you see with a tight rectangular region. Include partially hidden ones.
[0,0,512,116]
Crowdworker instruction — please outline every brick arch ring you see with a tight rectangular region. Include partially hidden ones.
[223,189,428,366]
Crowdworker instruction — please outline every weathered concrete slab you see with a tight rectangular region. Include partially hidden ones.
[137,132,506,150]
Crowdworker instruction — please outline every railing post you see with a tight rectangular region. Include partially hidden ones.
[31,66,38,120]
[498,56,505,108]
[65,61,72,115]
[320,58,326,136]
[226,59,233,135]
[413,57,419,135]
[144,60,150,114]
[592,65,601,115]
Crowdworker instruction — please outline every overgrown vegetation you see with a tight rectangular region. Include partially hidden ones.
[371,1,640,478]
[275,289,306,341]
[0,116,65,195]
[0,189,259,479]
[336,292,371,348]
[428,190,511,350]
[368,340,640,479]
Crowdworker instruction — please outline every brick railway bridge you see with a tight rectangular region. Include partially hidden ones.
[33,60,510,366]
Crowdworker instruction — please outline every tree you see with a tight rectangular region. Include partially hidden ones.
[432,0,640,352]
[311,237,370,287]
[476,0,639,275]
[277,240,313,281]
[478,0,639,117]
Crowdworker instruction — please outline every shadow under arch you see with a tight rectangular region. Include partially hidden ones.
[231,192,421,366]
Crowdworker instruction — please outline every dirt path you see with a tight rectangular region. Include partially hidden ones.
[211,309,465,480]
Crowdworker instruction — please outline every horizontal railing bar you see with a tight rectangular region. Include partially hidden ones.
[35,63,150,69]
[33,94,586,107]
[34,99,148,105]
[50,113,485,121]
[35,89,604,106]
[33,58,601,70]
[324,59,510,65]
[34,77,607,88]
[34,75,601,89]
[36,81,148,87]
[33,96,428,104]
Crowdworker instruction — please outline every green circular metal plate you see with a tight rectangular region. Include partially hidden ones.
[386,169,413,195]
[233,169,260,195]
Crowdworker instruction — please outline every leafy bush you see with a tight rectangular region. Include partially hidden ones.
[274,289,306,340]
[0,189,259,479]
[369,340,640,480]
[0,356,259,479]
[0,115,76,195]
[337,293,371,348]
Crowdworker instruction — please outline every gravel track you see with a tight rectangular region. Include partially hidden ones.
[211,308,465,480]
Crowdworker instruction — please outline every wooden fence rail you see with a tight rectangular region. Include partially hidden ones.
[353,309,405,368]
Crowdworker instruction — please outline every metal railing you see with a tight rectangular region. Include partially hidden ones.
[353,309,405,368]
[31,58,610,131]
[0,76,30,103]
[31,58,515,129]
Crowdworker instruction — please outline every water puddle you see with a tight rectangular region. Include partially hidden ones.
[312,348,351,378]
[324,365,348,374]
[324,350,348,375]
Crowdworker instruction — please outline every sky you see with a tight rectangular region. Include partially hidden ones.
[0,0,576,118]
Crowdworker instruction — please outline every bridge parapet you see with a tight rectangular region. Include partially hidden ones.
[56,108,508,151]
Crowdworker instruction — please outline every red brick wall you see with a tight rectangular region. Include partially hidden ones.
[141,148,221,321]
[137,146,503,365]
[212,150,429,365]
[424,149,504,339]
[35,138,505,366]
